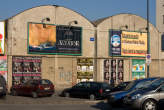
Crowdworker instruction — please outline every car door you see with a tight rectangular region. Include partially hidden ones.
[20,80,33,95]
[70,82,84,97]
[158,84,164,102]
[80,82,91,97]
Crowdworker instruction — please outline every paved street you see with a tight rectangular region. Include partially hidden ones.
[0,95,131,110]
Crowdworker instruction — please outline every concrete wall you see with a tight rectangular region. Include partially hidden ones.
[6,5,95,91]
[95,14,160,80]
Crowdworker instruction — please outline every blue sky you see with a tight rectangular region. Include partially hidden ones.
[0,0,156,25]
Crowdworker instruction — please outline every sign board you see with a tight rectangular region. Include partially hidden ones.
[146,54,151,65]
[90,37,94,41]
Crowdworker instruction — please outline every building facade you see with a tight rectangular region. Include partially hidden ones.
[0,5,162,93]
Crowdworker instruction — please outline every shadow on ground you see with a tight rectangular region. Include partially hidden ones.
[91,101,131,110]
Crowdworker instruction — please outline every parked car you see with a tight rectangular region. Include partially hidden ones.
[10,79,54,98]
[61,81,112,100]
[107,77,158,106]
[123,77,164,110]
[0,75,7,97]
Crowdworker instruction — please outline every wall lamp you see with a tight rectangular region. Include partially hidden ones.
[139,27,148,35]
[68,20,78,26]
[119,25,128,30]
[41,17,51,28]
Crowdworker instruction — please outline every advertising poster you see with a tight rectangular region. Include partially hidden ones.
[0,22,5,54]
[109,30,147,57]
[110,30,122,56]
[0,56,7,81]
[121,31,147,57]
[103,59,124,85]
[132,59,145,80]
[111,59,116,85]
[12,56,41,85]
[104,59,111,83]
[28,23,82,55]
[117,59,124,83]
[77,59,93,82]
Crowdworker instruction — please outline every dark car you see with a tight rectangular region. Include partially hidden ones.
[0,75,7,97]
[123,78,164,110]
[10,79,54,98]
[107,77,158,106]
[61,81,112,100]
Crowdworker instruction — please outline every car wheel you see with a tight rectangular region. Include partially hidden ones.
[64,92,70,97]
[11,90,17,96]
[32,92,38,98]
[143,99,157,110]
[89,94,95,101]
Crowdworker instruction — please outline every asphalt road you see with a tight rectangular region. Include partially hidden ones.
[0,95,131,110]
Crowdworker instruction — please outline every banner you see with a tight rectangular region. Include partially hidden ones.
[12,56,41,85]
[109,30,147,57]
[28,23,82,55]
[110,30,121,56]
[121,31,147,56]
[132,59,145,80]
[0,22,5,54]
[0,56,7,81]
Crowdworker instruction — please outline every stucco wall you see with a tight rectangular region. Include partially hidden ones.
[6,5,95,91]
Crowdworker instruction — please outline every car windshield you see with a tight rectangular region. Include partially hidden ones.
[124,81,136,91]
[40,80,52,85]
[142,79,164,89]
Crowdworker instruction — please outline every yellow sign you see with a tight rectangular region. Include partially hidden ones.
[121,31,147,57]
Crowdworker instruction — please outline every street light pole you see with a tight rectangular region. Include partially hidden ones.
[147,0,150,78]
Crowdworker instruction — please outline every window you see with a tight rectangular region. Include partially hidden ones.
[161,34,164,51]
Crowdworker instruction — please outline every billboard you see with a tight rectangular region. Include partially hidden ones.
[110,30,147,57]
[0,22,5,54]
[28,23,82,55]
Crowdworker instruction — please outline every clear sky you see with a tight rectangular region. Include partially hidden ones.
[0,0,156,25]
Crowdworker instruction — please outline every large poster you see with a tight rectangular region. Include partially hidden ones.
[28,23,82,55]
[109,30,147,57]
[77,59,93,82]
[12,56,41,85]
[110,30,121,56]
[132,59,145,80]
[0,22,5,54]
[121,31,147,56]
[117,59,124,83]
[103,59,124,85]
[104,59,111,83]
[0,56,7,81]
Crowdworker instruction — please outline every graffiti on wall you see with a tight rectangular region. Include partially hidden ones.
[59,71,72,82]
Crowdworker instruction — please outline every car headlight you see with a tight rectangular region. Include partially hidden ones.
[131,94,141,100]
